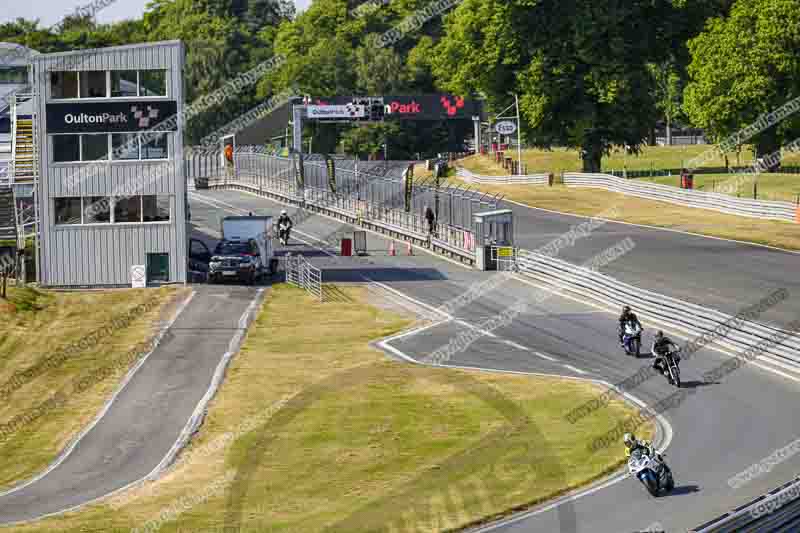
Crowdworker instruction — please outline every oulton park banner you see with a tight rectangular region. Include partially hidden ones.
[45,101,179,134]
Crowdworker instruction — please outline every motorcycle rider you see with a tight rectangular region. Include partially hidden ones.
[651,330,680,377]
[618,306,642,345]
[623,433,653,458]
[277,209,293,244]
[624,433,671,476]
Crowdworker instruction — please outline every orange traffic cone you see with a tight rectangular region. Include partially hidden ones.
[407,242,413,255]
[389,240,396,256]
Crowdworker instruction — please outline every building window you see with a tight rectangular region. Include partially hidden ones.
[142,133,168,160]
[82,134,109,161]
[52,135,80,163]
[53,195,172,225]
[111,70,138,97]
[84,196,111,224]
[51,71,79,99]
[79,70,107,98]
[143,195,170,222]
[0,67,27,84]
[112,133,140,160]
[139,70,167,97]
[114,196,142,223]
[54,198,82,225]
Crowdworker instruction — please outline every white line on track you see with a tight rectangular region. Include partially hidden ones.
[534,351,558,362]
[562,364,588,375]
[457,319,498,338]
[504,340,529,351]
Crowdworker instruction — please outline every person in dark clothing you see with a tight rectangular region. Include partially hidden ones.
[651,330,680,376]
[277,209,293,245]
[424,205,436,236]
[619,305,641,345]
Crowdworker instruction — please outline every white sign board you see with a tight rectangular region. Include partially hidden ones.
[131,265,146,288]
[307,105,365,119]
[495,121,517,135]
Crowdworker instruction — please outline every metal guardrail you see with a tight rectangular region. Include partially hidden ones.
[690,475,800,532]
[563,172,798,223]
[285,253,322,301]
[515,249,800,368]
[457,168,549,185]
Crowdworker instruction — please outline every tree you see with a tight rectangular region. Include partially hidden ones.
[648,61,685,145]
[684,0,800,170]
[354,34,407,94]
[433,0,679,172]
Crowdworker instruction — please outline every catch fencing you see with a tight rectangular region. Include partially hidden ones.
[563,172,798,222]
[515,249,800,369]
[285,253,322,301]
[203,151,499,263]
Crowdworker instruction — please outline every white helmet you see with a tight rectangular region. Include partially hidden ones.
[623,433,637,448]
[281,209,287,215]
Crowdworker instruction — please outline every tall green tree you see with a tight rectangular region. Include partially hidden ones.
[433,0,679,171]
[648,61,685,145]
[683,0,800,169]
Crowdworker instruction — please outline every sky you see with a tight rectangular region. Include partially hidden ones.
[2,0,312,28]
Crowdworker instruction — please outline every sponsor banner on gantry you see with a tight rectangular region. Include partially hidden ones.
[309,94,483,120]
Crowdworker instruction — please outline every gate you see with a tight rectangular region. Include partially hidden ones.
[285,253,323,301]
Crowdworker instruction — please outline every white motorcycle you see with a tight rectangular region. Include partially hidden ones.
[628,446,674,497]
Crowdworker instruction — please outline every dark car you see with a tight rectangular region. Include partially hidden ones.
[208,239,263,284]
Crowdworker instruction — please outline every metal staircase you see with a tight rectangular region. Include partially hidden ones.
[11,94,37,185]
[9,91,39,283]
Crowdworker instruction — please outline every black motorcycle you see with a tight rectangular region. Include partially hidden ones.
[655,350,681,388]
[278,222,291,245]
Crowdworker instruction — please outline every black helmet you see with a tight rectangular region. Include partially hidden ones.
[655,330,664,339]
[623,305,631,313]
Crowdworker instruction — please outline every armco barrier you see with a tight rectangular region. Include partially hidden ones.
[457,167,549,185]
[515,249,800,369]
[563,172,797,222]
[208,163,478,265]
[690,476,800,532]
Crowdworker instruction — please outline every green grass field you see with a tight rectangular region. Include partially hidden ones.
[13,284,652,533]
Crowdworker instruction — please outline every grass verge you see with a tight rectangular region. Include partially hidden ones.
[458,146,800,176]
[0,285,186,491]
[14,284,652,533]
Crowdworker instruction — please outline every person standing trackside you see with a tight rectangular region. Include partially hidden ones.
[424,205,436,236]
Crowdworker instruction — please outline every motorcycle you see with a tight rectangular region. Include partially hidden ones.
[278,222,291,246]
[622,321,642,357]
[628,446,674,497]
[655,350,681,388]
